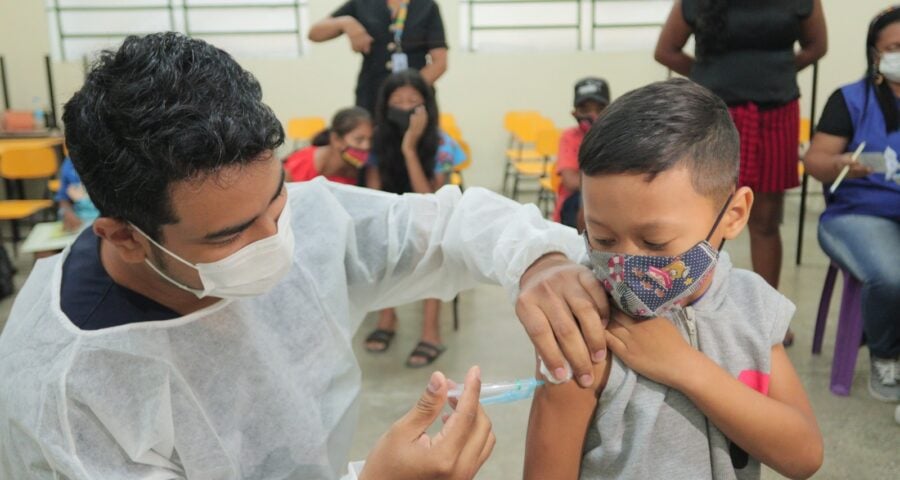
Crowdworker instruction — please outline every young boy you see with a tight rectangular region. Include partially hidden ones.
[554,77,610,229]
[525,79,823,479]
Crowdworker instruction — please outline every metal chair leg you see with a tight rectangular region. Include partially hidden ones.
[452,295,460,331]
[502,160,512,195]
[10,219,19,257]
[796,172,809,265]
[512,171,521,201]
[812,263,838,355]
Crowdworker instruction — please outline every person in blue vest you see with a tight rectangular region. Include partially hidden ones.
[805,6,900,403]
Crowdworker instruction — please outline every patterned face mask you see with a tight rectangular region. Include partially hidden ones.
[341,146,369,169]
[585,194,733,319]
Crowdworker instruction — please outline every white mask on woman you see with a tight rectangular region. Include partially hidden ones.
[879,51,900,83]
[134,200,295,299]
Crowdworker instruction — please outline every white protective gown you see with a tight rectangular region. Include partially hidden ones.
[0,179,583,480]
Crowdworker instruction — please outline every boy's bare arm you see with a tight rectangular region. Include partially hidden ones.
[678,345,823,479]
[523,356,611,480]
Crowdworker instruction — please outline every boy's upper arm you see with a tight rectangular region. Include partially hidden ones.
[535,349,613,393]
[531,354,612,427]
[525,356,611,479]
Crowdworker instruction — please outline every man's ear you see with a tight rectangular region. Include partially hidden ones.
[721,186,753,241]
[93,218,149,264]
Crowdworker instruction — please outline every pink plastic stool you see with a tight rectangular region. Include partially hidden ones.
[811,263,864,396]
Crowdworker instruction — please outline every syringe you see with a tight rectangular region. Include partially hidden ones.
[447,378,544,405]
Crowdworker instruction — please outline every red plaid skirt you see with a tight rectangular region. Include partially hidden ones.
[728,100,800,193]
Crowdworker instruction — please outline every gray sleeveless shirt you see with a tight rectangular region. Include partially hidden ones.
[580,251,794,479]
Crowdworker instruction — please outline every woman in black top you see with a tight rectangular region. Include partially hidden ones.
[309,0,448,113]
[655,0,827,345]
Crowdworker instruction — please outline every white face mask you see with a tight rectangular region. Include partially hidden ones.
[134,200,295,299]
[880,52,900,83]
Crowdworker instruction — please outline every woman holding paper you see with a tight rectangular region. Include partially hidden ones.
[805,6,900,403]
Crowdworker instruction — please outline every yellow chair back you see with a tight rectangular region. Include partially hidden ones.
[549,161,562,191]
[536,128,561,158]
[440,113,458,131]
[455,140,473,172]
[799,117,811,144]
[287,117,327,142]
[0,147,58,180]
[444,124,464,143]
[514,117,555,145]
[504,111,541,136]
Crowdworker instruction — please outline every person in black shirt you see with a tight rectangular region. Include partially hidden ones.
[309,0,448,112]
[655,0,827,346]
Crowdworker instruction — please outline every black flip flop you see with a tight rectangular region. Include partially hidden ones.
[364,329,396,353]
[405,341,446,368]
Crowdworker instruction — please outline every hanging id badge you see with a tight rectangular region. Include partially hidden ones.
[391,52,409,72]
[390,1,409,73]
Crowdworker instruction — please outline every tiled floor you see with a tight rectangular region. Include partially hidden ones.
[1,188,897,478]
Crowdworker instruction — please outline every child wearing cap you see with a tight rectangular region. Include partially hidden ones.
[525,79,823,480]
[555,77,610,229]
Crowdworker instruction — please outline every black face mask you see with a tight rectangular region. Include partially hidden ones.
[387,107,414,131]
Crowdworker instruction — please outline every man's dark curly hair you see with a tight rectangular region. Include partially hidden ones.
[63,32,284,241]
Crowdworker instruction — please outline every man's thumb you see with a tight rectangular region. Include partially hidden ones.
[401,371,448,432]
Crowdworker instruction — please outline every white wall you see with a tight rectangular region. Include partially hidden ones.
[0,0,885,190]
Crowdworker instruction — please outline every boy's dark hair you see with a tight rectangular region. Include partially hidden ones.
[579,78,739,202]
[63,32,284,240]
[311,106,372,147]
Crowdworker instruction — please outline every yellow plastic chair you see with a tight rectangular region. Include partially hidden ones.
[510,123,558,200]
[537,161,562,218]
[505,113,546,161]
[287,117,327,148]
[450,140,473,188]
[799,117,811,145]
[440,113,458,132]
[502,111,543,194]
[798,116,812,178]
[506,117,546,159]
[0,147,58,254]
